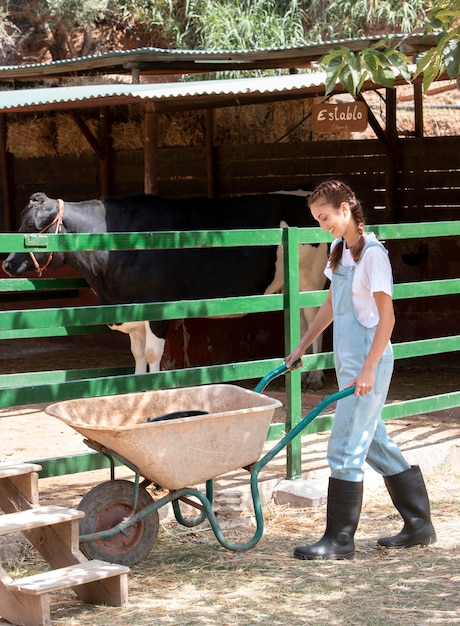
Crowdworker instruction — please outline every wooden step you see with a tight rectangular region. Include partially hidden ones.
[0,463,42,510]
[0,463,42,480]
[6,560,129,595]
[0,505,84,537]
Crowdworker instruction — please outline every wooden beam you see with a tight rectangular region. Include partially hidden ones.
[69,111,105,159]
[385,88,398,221]
[355,93,390,149]
[205,109,217,198]
[99,106,112,196]
[386,87,398,144]
[144,104,159,195]
[0,113,13,231]
[414,82,424,138]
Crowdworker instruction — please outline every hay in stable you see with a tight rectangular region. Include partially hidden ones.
[6,99,323,158]
[4,79,458,158]
[7,115,57,158]
[55,114,100,156]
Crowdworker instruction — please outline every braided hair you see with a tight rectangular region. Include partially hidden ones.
[308,180,366,272]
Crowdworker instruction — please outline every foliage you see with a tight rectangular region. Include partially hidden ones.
[318,1,460,95]
[315,0,428,40]
[413,0,460,91]
[0,6,20,57]
[5,0,110,59]
[113,0,310,51]
[1,0,459,95]
[46,0,109,25]
[319,39,412,96]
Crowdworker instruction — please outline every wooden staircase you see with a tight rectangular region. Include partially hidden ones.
[0,462,129,626]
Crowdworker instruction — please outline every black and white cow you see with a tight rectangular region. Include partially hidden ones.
[2,191,328,387]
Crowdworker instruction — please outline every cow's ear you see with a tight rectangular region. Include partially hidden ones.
[29,192,48,206]
[24,193,55,231]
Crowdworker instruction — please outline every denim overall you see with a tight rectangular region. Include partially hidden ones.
[328,239,411,482]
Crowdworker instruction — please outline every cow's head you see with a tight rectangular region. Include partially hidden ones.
[2,192,66,277]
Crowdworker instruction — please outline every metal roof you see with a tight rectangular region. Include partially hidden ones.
[0,67,422,115]
[0,72,329,114]
[0,33,436,82]
[0,33,436,115]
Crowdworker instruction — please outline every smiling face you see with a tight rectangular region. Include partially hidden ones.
[310,199,358,246]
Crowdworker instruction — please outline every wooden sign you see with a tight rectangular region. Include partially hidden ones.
[312,101,368,133]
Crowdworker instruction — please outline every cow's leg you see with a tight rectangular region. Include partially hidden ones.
[298,241,328,389]
[144,322,166,372]
[129,324,150,374]
[110,321,167,373]
[109,321,148,374]
[300,306,324,389]
[266,235,328,389]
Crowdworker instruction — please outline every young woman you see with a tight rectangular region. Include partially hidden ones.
[285,180,436,560]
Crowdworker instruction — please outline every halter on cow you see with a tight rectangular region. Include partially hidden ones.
[28,198,65,276]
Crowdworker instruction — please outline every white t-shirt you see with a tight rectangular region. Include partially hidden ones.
[324,232,393,328]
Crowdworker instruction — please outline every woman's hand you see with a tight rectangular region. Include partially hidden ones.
[285,349,304,370]
[350,291,394,396]
[349,365,375,396]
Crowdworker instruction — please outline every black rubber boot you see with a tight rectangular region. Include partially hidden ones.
[294,477,363,561]
[378,465,436,548]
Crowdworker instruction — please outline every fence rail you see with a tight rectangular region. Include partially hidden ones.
[0,220,459,479]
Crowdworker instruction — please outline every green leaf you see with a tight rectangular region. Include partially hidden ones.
[385,48,412,83]
[319,46,349,66]
[443,36,460,79]
[324,63,344,95]
[374,65,396,89]
[414,48,438,80]
[337,65,356,96]
[319,47,348,95]
[345,50,363,95]
[360,49,394,88]
[423,54,442,92]
[362,50,380,74]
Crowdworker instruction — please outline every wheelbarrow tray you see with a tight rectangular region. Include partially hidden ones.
[46,385,282,490]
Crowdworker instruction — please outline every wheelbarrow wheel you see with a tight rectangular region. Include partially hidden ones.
[77,479,160,566]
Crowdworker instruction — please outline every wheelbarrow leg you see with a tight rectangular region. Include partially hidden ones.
[172,480,214,527]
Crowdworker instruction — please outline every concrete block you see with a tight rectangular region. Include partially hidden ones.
[274,478,328,508]
[448,445,460,473]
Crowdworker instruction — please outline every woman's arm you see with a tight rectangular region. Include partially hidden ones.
[285,286,334,368]
[351,290,395,395]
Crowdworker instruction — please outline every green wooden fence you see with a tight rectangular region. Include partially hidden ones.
[0,221,459,480]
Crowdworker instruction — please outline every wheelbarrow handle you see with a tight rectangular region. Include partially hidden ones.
[253,383,357,476]
[253,359,302,393]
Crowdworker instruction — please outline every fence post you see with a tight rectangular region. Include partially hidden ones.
[283,226,303,479]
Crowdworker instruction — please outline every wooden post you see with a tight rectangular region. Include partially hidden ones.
[144,103,159,195]
[385,87,398,222]
[99,106,112,196]
[414,82,425,213]
[414,82,424,138]
[205,109,217,198]
[0,113,13,231]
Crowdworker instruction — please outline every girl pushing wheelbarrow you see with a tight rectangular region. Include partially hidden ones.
[285,180,436,561]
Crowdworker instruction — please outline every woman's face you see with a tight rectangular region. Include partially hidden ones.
[310,200,351,239]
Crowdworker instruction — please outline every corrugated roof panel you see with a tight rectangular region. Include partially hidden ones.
[0,72,328,113]
[0,33,433,79]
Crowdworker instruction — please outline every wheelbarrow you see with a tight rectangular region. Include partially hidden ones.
[45,364,355,565]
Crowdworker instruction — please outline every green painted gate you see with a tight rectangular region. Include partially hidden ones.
[0,221,459,479]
